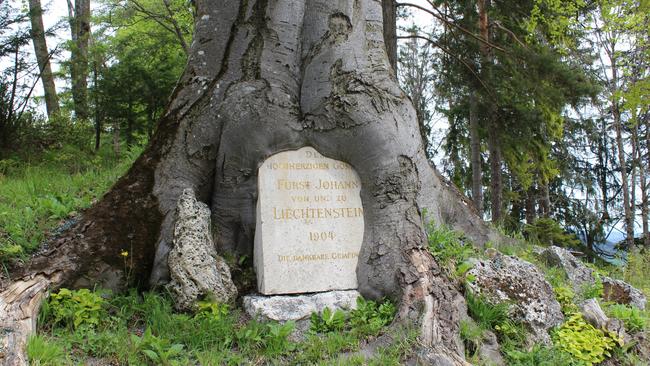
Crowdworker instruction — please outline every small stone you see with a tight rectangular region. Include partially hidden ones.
[242,290,360,322]
[478,330,505,366]
[167,189,237,311]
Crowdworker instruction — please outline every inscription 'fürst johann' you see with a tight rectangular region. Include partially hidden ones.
[254,147,364,295]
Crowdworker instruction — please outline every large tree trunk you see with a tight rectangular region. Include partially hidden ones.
[1,1,502,364]
[28,0,59,118]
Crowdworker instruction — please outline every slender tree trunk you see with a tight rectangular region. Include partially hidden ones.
[113,119,120,158]
[613,97,634,249]
[639,115,650,248]
[68,0,90,120]
[92,61,101,151]
[1,2,507,364]
[382,0,397,73]
[477,0,501,223]
[469,91,482,214]
[525,187,535,224]
[28,0,59,117]
[540,183,551,217]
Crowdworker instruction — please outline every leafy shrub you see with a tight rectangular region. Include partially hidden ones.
[465,291,509,330]
[131,328,187,366]
[523,217,582,249]
[580,274,603,300]
[552,313,621,365]
[310,307,346,333]
[554,286,578,314]
[264,321,296,356]
[45,288,107,330]
[349,297,396,335]
[606,304,648,333]
[426,221,477,271]
[194,300,229,320]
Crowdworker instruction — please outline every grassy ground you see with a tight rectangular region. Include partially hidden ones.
[0,143,141,265]
[28,290,415,365]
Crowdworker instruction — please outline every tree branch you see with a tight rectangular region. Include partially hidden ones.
[397,2,507,53]
[397,34,496,101]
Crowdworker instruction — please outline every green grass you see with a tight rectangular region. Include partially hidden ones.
[0,143,140,263]
[31,288,406,365]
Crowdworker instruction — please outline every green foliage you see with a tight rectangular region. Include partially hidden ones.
[504,344,577,366]
[349,296,396,335]
[460,319,484,357]
[310,307,347,333]
[37,290,396,364]
[26,335,67,366]
[523,218,582,249]
[465,291,509,330]
[605,304,649,333]
[554,286,579,314]
[131,329,188,366]
[426,220,477,272]
[580,274,604,300]
[552,313,621,365]
[45,288,107,331]
[194,300,229,320]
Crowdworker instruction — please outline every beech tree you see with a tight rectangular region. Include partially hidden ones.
[0,1,502,364]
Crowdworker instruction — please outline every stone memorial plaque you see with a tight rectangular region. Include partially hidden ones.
[254,147,364,295]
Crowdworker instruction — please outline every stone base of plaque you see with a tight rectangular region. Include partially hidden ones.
[242,290,360,322]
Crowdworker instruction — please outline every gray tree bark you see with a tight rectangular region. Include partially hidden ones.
[28,0,59,117]
[1,1,503,364]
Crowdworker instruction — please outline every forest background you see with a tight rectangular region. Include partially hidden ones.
[0,0,648,265]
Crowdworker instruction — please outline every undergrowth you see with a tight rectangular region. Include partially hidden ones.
[0,142,141,264]
[30,289,409,365]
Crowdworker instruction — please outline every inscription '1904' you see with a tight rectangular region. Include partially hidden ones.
[254,146,364,295]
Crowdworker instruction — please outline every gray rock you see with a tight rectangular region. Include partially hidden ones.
[167,189,237,311]
[602,277,647,310]
[631,331,650,362]
[467,254,564,344]
[580,298,609,329]
[242,290,360,322]
[542,246,595,293]
[478,330,506,366]
[580,298,630,343]
[542,246,646,309]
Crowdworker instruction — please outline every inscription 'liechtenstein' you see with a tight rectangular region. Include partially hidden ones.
[254,147,364,295]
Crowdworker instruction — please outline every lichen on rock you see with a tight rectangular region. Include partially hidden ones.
[167,188,237,311]
[466,253,564,344]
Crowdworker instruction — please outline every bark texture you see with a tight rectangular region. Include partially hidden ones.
[1,1,503,364]
[28,0,59,117]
